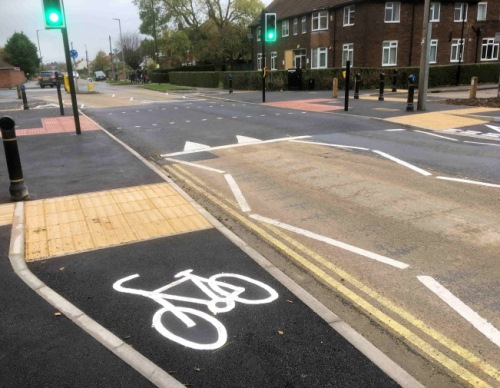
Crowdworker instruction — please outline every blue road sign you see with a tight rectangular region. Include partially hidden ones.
[70,49,78,59]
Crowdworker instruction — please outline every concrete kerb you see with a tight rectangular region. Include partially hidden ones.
[8,110,424,387]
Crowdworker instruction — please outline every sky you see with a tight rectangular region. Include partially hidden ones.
[0,0,147,64]
[0,0,272,66]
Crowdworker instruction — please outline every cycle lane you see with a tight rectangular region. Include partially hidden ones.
[28,227,407,387]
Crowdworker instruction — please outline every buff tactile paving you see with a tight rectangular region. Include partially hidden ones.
[24,183,213,261]
[0,204,15,226]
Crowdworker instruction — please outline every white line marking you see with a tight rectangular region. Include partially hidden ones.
[485,124,500,133]
[225,174,251,212]
[183,141,211,152]
[161,136,310,157]
[290,140,370,151]
[464,141,500,147]
[385,129,406,132]
[250,214,410,269]
[372,150,432,176]
[414,130,458,141]
[436,176,500,188]
[483,133,500,138]
[164,158,225,174]
[236,135,261,144]
[418,276,500,348]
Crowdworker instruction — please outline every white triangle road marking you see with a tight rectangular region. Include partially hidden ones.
[184,141,211,152]
[236,135,261,144]
[485,124,500,133]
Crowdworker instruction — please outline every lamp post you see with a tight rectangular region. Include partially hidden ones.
[36,29,43,70]
[151,0,159,64]
[113,18,126,80]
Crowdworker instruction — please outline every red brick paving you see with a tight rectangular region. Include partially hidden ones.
[265,99,344,112]
[2,116,100,138]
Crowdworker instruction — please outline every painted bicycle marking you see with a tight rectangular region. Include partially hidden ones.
[113,269,279,350]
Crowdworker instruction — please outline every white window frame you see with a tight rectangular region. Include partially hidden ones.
[257,53,263,70]
[342,43,354,67]
[312,10,328,31]
[454,3,468,22]
[385,2,401,23]
[450,38,464,62]
[293,18,298,35]
[429,2,440,22]
[271,51,278,69]
[282,20,289,37]
[481,38,499,60]
[477,2,487,21]
[429,39,438,63]
[382,40,398,66]
[311,47,328,68]
[256,27,261,42]
[343,5,355,26]
[301,16,307,33]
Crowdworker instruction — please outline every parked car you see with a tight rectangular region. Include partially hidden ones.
[38,70,60,88]
[94,71,106,81]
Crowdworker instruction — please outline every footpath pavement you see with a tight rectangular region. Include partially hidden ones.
[0,84,497,387]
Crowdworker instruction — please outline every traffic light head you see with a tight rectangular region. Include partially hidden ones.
[42,0,65,29]
[265,13,277,42]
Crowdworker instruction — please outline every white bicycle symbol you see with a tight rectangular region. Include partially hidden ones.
[113,269,279,350]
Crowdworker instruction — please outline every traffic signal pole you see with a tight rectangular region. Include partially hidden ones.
[61,27,81,135]
[261,10,266,103]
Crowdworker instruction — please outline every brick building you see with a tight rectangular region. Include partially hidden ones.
[250,0,500,70]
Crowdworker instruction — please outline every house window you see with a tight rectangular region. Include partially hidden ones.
[271,51,278,69]
[429,39,438,63]
[343,5,355,26]
[293,18,298,35]
[257,27,261,42]
[257,53,263,70]
[429,2,440,21]
[385,2,401,22]
[302,16,307,33]
[311,47,328,68]
[282,20,289,37]
[342,44,354,67]
[312,10,328,30]
[454,3,467,21]
[382,41,398,65]
[481,38,499,60]
[450,39,464,62]
[477,2,487,21]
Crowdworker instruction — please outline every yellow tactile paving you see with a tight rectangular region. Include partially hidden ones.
[0,203,15,226]
[359,95,407,102]
[24,183,212,261]
[385,112,488,130]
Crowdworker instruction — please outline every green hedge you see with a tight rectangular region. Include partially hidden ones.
[152,63,500,90]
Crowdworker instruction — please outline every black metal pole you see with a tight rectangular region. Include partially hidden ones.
[20,85,29,110]
[61,27,81,135]
[354,73,360,99]
[344,60,350,111]
[392,69,398,92]
[56,79,65,115]
[378,72,385,101]
[0,116,29,201]
[261,10,266,103]
[407,75,416,111]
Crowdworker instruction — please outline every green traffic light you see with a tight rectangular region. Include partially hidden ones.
[49,12,60,23]
[42,0,65,29]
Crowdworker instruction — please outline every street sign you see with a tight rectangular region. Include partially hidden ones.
[70,49,78,59]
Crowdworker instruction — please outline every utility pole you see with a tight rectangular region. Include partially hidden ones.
[36,30,43,70]
[109,35,115,80]
[151,0,159,64]
[113,18,126,81]
[417,0,431,111]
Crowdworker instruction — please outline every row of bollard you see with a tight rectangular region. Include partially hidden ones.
[335,72,417,111]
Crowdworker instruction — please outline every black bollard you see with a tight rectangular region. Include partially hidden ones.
[228,74,233,94]
[407,74,416,112]
[20,85,29,110]
[56,80,65,116]
[354,73,361,99]
[0,116,29,201]
[378,73,385,101]
[391,69,398,92]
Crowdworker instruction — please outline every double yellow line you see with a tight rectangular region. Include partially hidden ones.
[166,163,499,387]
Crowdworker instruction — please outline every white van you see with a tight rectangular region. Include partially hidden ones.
[94,71,106,81]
